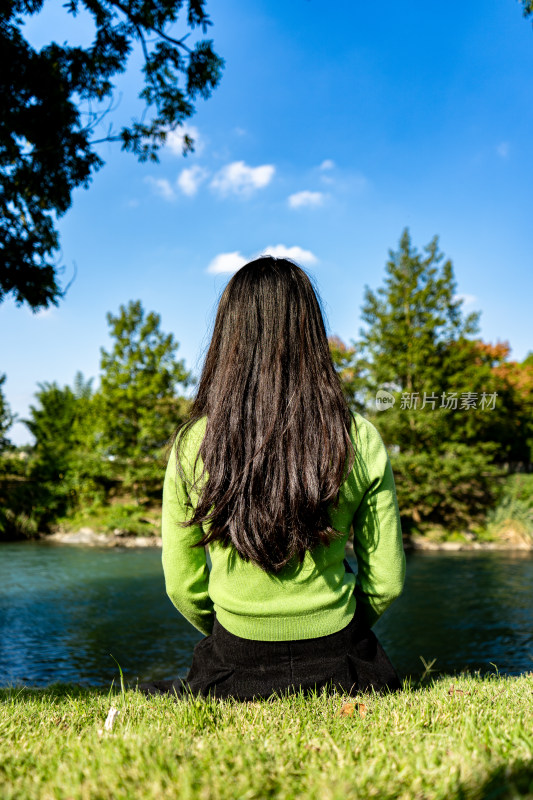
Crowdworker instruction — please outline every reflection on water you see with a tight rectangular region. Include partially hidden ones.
[0,543,531,687]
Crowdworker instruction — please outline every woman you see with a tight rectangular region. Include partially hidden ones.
[144,256,405,700]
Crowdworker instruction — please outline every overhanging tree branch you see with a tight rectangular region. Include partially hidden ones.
[0,0,224,310]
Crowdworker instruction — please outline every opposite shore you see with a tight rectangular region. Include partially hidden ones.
[36,527,533,552]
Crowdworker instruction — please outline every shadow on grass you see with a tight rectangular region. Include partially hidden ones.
[455,760,533,800]
[0,683,119,702]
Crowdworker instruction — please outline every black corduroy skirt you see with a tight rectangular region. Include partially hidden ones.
[185,610,399,700]
[140,564,400,701]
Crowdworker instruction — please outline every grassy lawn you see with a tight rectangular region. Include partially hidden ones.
[1,673,532,799]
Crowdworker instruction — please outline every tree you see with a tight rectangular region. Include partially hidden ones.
[23,373,107,520]
[26,381,80,472]
[358,229,500,530]
[411,337,533,467]
[1,1,223,309]
[522,2,533,21]
[488,344,533,466]
[360,229,479,396]
[0,377,33,539]
[328,336,366,414]
[99,299,191,498]
[0,373,14,451]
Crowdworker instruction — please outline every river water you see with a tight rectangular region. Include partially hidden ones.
[0,543,531,687]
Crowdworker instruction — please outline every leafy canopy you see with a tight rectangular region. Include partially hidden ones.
[0,1,223,309]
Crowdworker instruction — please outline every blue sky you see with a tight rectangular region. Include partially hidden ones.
[2,0,533,445]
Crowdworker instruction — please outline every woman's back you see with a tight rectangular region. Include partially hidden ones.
[162,411,405,641]
[169,257,357,575]
[152,256,405,700]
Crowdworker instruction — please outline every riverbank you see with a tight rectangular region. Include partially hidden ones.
[404,534,533,552]
[1,674,531,800]
[39,527,533,552]
[43,527,163,548]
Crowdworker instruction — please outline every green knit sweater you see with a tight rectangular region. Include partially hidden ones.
[161,413,405,641]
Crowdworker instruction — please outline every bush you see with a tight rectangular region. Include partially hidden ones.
[485,473,533,541]
[0,509,39,541]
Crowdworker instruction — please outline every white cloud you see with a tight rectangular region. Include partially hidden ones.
[496,141,510,159]
[454,293,477,307]
[165,124,203,155]
[319,159,335,170]
[210,161,275,196]
[177,166,209,197]
[261,244,317,265]
[206,244,318,274]
[207,251,248,274]
[288,190,325,209]
[145,176,175,201]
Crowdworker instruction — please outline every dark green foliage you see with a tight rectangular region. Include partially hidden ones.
[0,373,14,451]
[0,1,224,309]
[0,375,32,539]
[500,473,533,510]
[392,443,499,529]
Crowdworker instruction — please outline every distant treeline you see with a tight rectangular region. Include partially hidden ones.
[1,230,532,541]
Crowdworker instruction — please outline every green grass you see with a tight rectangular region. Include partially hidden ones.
[1,674,532,799]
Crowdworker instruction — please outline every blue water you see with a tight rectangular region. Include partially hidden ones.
[0,543,531,686]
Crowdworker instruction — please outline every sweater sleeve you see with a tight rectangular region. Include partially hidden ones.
[351,419,406,629]
[161,439,215,637]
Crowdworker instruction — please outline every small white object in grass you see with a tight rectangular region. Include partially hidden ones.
[104,706,120,731]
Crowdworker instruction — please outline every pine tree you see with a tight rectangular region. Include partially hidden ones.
[98,300,191,499]
[359,229,499,531]
[360,228,479,392]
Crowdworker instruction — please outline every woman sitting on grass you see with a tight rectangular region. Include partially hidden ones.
[144,256,405,701]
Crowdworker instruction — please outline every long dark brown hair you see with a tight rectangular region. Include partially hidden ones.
[174,256,356,573]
